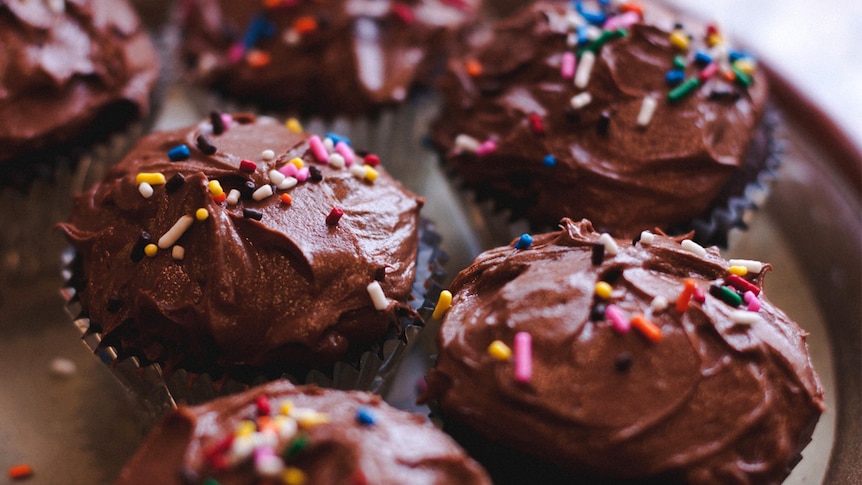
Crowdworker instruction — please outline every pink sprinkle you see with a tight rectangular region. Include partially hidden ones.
[228,43,245,63]
[295,167,310,182]
[513,332,532,383]
[744,291,761,312]
[699,62,719,81]
[561,51,576,79]
[606,304,630,333]
[603,11,641,30]
[221,113,233,130]
[279,163,298,177]
[308,135,329,163]
[476,140,497,156]
[335,141,355,166]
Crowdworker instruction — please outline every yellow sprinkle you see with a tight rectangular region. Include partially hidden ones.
[135,172,166,185]
[669,30,689,51]
[286,118,303,134]
[280,401,294,416]
[487,340,512,361]
[364,166,378,183]
[208,180,224,197]
[143,243,158,257]
[733,58,756,74]
[296,412,329,428]
[195,208,209,221]
[432,290,453,320]
[728,265,748,276]
[283,467,307,485]
[707,33,724,47]
[289,157,304,169]
[595,281,613,299]
[236,419,256,437]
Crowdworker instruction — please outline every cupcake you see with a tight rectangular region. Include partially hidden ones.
[423,218,824,484]
[113,380,491,484]
[59,112,437,410]
[430,1,777,246]
[0,0,160,172]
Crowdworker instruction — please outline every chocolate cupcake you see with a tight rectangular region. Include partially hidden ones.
[59,113,440,411]
[113,380,492,485]
[430,1,777,246]
[423,218,824,484]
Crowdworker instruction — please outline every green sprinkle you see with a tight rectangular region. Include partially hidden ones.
[203,479,220,485]
[580,28,628,55]
[732,66,753,87]
[673,55,686,69]
[720,286,743,306]
[285,432,310,457]
[668,77,701,102]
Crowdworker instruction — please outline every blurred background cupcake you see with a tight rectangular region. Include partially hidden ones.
[113,380,492,484]
[0,0,161,281]
[59,112,445,417]
[430,0,778,247]
[423,218,824,484]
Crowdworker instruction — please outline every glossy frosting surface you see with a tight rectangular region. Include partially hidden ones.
[0,0,159,160]
[431,1,769,239]
[180,0,480,115]
[61,114,424,378]
[427,218,823,483]
[114,381,492,485]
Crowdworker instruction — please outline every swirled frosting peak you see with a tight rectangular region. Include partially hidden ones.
[426,218,823,484]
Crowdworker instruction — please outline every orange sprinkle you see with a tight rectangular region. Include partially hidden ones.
[631,314,662,342]
[8,464,33,480]
[280,193,293,204]
[246,50,271,68]
[675,278,697,313]
[294,16,318,34]
[263,0,282,7]
[465,59,483,77]
[722,69,737,82]
[212,192,227,204]
[619,2,643,17]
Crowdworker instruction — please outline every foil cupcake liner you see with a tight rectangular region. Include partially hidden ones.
[62,217,447,423]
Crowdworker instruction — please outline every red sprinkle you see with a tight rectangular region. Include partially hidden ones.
[726,274,761,295]
[363,154,381,167]
[8,464,33,480]
[706,24,720,36]
[212,192,227,204]
[239,159,257,173]
[204,435,235,470]
[256,394,272,415]
[326,207,344,226]
[528,113,545,135]
[693,286,706,303]
[391,3,415,23]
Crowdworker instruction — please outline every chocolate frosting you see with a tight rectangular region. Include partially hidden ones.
[114,381,492,485]
[60,113,424,379]
[180,0,480,116]
[426,218,823,483]
[0,0,159,161]
[430,1,769,239]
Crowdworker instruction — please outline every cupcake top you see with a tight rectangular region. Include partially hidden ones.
[179,0,481,116]
[0,0,160,161]
[430,1,769,240]
[425,218,824,483]
[114,381,492,485]
[60,113,424,380]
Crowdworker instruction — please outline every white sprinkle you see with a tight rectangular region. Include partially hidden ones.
[47,0,64,13]
[275,417,298,440]
[255,429,279,449]
[454,134,482,153]
[598,233,619,256]
[283,28,300,45]
[158,215,194,249]
[566,32,578,47]
[681,239,707,258]
[350,164,368,179]
[278,177,298,190]
[574,51,595,88]
[226,189,241,206]
[651,296,669,312]
[585,25,603,41]
[268,169,286,185]
[172,245,185,260]
[637,96,658,127]
[639,230,655,245]
[229,435,255,463]
[329,153,345,169]
[728,259,764,274]
[569,91,592,110]
[565,11,585,29]
[138,182,154,198]
[252,185,274,201]
[49,357,76,377]
[261,149,275,161]
[367,281,388,310]
[730,310,761,326]
[255,453,283,477]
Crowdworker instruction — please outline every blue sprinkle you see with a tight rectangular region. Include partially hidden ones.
[543,154,557,168]
[729,50,749,63]
[243,14,276,49]
[515,233,533,250]
[576,25,590,45]
[694,51,712,67]
[325,132,351,147]
[665,69,685,86]
[356,406,376,426]
[168,144,190,161]
[575,1,607,26]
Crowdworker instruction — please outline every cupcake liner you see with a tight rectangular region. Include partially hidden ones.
[62,217,446,418]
